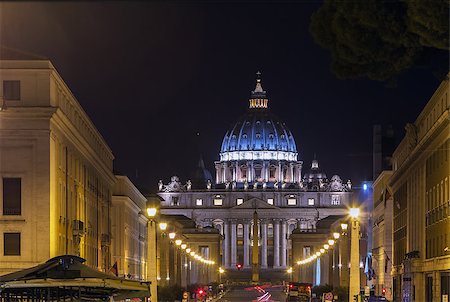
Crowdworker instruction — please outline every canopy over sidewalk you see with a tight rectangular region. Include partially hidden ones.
[0,255,150,301]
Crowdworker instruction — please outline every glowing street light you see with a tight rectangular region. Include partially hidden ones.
[349,207,360,218]
[159,222,168,231]
[181,244,187,249]
[328,239,335,246]
[324,244,330,250]
[168,232,176,239]
[219,267,225,283]
[341,223,348,231]
[175,239,182,246]
[147,207,157,218]
[333,232,340,239]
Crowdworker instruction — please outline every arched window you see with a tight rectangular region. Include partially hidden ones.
[237,224,244,237]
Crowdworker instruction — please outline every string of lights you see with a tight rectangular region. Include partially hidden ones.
[296,230,342,266]
[158,221,216,266]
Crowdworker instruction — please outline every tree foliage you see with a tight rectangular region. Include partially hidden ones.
[310,0,449,81]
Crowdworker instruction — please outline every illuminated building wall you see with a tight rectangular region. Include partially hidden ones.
[390,74,449,302]
[0,58,115,274]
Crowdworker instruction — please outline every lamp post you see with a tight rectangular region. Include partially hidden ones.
[349,208,360,302]
[146,202,158,302]
[287,266,293,282]
[219,267,225,283]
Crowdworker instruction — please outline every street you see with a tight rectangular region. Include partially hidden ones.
[217,285,287,302]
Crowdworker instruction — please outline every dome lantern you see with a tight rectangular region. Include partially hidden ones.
[249,71,268,109]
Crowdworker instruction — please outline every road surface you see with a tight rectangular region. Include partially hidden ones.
[217,285,286,302]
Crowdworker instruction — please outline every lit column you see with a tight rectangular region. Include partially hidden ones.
[274,219,280,267]
[231,220,237,267]
[261,221,268,268]
[278,162,282,182]
[349,208,360,302]
[281,220,287,267]
[223,221,230,268]
[289,163,294,182]
[340,223,350,287]
[243,222,250,267]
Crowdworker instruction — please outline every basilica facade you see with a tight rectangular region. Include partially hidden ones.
[158,76,353,273]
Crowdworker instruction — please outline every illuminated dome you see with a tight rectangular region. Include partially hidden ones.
[219,75,298,162]
[215,73,303,185]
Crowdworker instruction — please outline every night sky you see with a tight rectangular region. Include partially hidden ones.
[1,2,448,193]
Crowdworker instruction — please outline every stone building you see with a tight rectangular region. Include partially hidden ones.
[390,75,449,302]
[0,53,115,274]
[158,75,353,282]
[111,175,148,280]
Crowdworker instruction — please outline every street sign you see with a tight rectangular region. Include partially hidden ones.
[324,292,333,301]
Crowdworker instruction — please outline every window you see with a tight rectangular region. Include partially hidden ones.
[308,198,315,206]
[236,198,244,205]
[267,198,274,205]
[3,178,21,215]
[171,196,179,206]
[4,233,20,256]
[213,198,223,206]
[331,195,341,205]
[3,81,21,100]
[196,198,203,206]
[287,195,297,206]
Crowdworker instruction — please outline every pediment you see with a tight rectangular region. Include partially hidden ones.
[231,197,279,210]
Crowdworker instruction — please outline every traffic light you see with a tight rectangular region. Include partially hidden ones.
[236,263,242,270]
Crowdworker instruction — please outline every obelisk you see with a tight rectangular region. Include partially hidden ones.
[251,210,259,283]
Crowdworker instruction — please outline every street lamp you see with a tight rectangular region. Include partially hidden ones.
[333,232,340,239]
[341,223,348,231]
[168,232,176,240]
[328,239,335,246]
[146,195,163,302]
[287,267,293,281]
[219,267,225,283]
[147,207,157,218]
[159,222,168,231]
[349,207,360,302]
[175,239,182,246]
[181,244,187,250]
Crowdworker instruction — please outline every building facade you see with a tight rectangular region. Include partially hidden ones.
[158,76,353,281]
[0,57,115,274]
[372,171,393,300]
[390,75,449,302]
[111,175,148,280]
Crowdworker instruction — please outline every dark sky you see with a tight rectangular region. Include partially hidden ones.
[1,2,447,193]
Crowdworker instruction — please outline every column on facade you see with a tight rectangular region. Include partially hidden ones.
[278,162,282,182]
[332,244,340,287]
[281,220,287,267]
[261,220,268,268]
[339,232,350,287]
[289,163,294,182]
[230,220,237,267]
[264,161,269,181]
[243,222,250,267]
[232,162,236,181]
[215,163,221,184]
[223,221,230,268]
[273,219,280,267]
[235,161,240,182]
